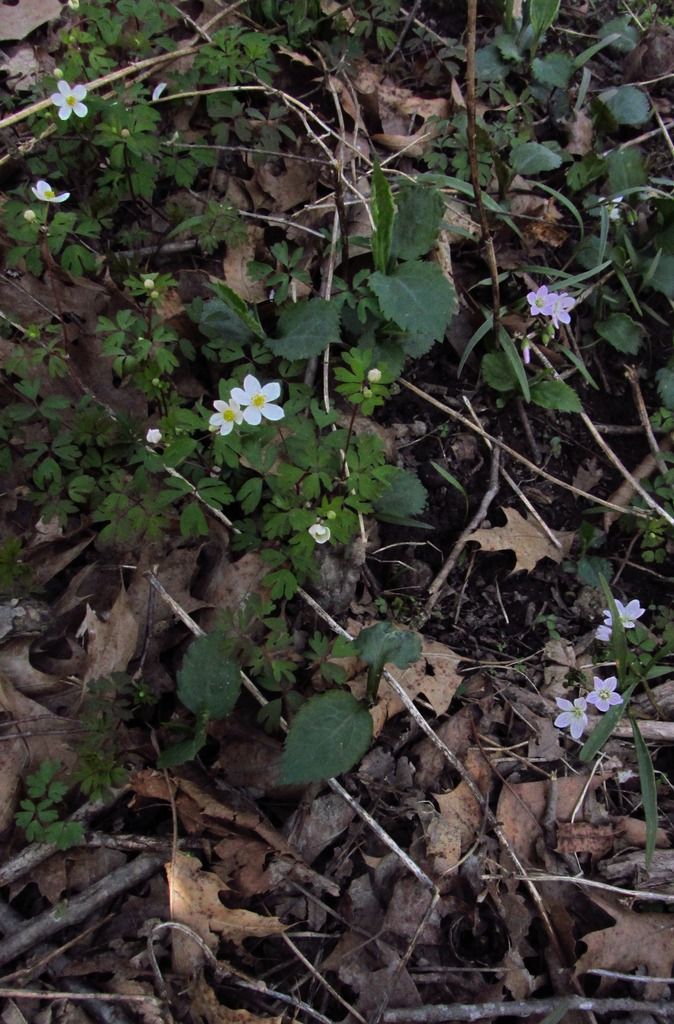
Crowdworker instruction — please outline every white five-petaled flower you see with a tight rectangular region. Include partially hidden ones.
[146,428,162,444]
[587,675,623,713]
[595,598,645,642]
[554,696,588,740]
[547,291,576,330]
[527,284,553,316]
[50,80,88,121]
[31,180,70,203]
[308,522,331,544]
[209,398,244,436]
[230,374,284,426]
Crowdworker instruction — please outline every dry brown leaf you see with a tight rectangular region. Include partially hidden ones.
[432,748,491,878]
[0,0,62,41]
[467,507,573,573]
[0,742,22,833]
[0,43,41,90]
[77,585,138,683]
[0,637,63,695]
[497,773,609,865]
[167,852,285,974]
[575,893,674,998]
[0,673,77,768]
[566,108,594,156]
[555,821,615,858]
[402,637,463,716]
[189,975,282,1024]
[221,225,268,303]
[253,157,318,213]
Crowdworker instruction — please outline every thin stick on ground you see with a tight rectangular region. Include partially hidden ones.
[420,446,501,624]
[383,996,674,1023]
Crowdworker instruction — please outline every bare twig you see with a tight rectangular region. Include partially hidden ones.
[383,996,674,1022]
[421,446,500,623]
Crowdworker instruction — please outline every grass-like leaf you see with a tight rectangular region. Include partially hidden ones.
[631,717,657,869]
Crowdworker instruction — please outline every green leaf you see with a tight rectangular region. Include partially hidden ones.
[530,379,582,413]
[280,691,373,784]
[599,86,650,126]
[371,160,395,273]
[481,351,519,393]
[631,718,658,870]
[391,184,445,261]
[656,366,674,410]
[648,253,674,298]
[476,44,508,81]
[177,633,241,719]
[607,148,647,193]
[199,299,258,347]
[529,0,560,40]
[598,17,640,53]
[374,468,427,518]
[157,719,208,769]
[267,299,341,359]
[237,477,263,513]
[532,52,574,89]
[510,142,562,175]
[180,503,209,538]
[370,262,456,344]
[353,621,422,701]
[208,281,265,337]
[500,328,530,402]
[596,313,642,354]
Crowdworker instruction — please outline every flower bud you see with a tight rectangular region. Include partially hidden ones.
[150,290,159,300]
[143,278,155,290]
[53,68,63,80]
[367,367,382,383]
[68,0,80,9]
[362,387,373,399]
[23,209,37,223]
[120,128,130,138]
[326,510,337,520]
[146,428,162,444]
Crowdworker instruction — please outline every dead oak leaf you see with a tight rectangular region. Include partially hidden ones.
[0,0,62,41]
[467,507,573,573]
[575,893,674,999]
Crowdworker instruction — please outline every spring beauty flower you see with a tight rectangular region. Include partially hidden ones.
[230,375,284,425]
[145,428,162,444]
[547,291,576,330]
[587,675,623,713]
[308,522,331,544]
[595,598,645,642]
[50,80,88,120]
[554,696,588,740]
[31,180,69,203]
[209,398,243,436]
[527,284,553,316]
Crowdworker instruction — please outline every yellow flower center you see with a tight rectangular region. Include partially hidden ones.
[223,409,236,421]
[45,189,55,199]
[251,393,266,408]
[66,95,76,106]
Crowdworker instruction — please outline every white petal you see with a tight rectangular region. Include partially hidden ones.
[230,387,248,405]
[52,192,70,203]
[261,381,281,401]
[212,400,228,413]
[73,102,88,118]
[218,419,234,435]
[72,84,87,100]
[242,374,261,396]
[152,83,167,101]
[209,413,224,428]
[554,713,571,729]
[50,91,64,106]
[242,405,262,426]
[57,80,72,96]
[58,106,72,120]
[261,403,284,421]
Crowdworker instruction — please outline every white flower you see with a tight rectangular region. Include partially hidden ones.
[595,598,645,642]
[230,374,284,426]
[50,80,88,121]
[31,180,70,203]
[586,676,623,713]
[554,696,588,740]
[546,291,576,330]
[308,522,331,544]
[151,83,167,101]
[367,367,382,383]
[146,428,162,444]
[209,398,244,436]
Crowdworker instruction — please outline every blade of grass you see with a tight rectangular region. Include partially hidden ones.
[631,717,657,870]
